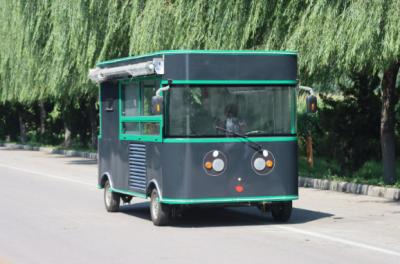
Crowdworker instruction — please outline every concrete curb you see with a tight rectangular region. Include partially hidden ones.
[1,143,98,160]
[299,176,400,201]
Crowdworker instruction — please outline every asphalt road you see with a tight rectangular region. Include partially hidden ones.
[0,147,399,264]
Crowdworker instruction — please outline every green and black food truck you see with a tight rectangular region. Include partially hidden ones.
[89,50,317,226]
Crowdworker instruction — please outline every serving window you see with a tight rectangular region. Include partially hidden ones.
[119,78,162,142]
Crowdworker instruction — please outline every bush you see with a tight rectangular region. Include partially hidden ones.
[300,156,400,187]
[298,72,381,174]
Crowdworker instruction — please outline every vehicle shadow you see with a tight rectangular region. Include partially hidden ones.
[118,201,333,228]
[119,202,151,221]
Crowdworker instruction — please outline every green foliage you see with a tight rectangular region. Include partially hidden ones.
[298,155,341,179]
[299,156,400,187]
[318,72,382,172]
[1,0,400,102]
[284,0,400,83]
[0,0,399,183]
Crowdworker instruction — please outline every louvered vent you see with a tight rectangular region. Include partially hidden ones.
[128,143,146,191]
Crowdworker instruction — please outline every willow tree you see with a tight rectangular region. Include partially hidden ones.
[278,0,400,184]
[2,0,399,168]
[128,0,278,53]
[41,0,110,146]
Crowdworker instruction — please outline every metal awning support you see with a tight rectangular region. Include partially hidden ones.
[299,85,315,95]
[88,58,164,84]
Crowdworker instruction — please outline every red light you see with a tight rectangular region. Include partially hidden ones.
[235,185,244,193]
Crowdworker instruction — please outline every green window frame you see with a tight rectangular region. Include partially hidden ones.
[98,85,102,139]
[161,79,298,138]
[118,77,163,142]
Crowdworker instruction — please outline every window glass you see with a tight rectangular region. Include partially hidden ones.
[123,122,140,134]
[167,85,295,137]
[141,79,158,116]
[143,122,160,135]
[122,122,160,135]
[122,82,140,116]
[120,78,162,139]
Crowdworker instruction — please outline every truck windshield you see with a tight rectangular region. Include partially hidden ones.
[166,85,296,137]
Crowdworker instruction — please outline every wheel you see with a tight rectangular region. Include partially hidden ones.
[104,180,120,212]
[150,189,171,226]
[271,201,292,222]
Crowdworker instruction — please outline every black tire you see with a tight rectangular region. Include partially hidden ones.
[150,189,171,226]
[271,201,292,222]
[104,180,120,212]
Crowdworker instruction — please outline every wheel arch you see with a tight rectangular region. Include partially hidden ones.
[146,179,162,199]
[99,172,113,189]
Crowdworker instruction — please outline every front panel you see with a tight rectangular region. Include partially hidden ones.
[159,140,298,201]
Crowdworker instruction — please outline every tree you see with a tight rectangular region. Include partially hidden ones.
[1,0,399,181]
[279,0,400,184]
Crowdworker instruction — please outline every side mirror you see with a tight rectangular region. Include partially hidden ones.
[306,95,317,113]
[152,80,171,115]
[151,96,163,115]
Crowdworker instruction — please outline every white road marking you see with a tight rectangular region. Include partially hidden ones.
[0,163,93,186]
[275,225,400,257]
[2,160,399,259]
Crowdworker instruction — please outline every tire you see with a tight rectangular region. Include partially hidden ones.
[271,201,292,222]
[150,188,170,226]
[104,180,120,212]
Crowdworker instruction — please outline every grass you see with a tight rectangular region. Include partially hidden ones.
[299,156,400,188]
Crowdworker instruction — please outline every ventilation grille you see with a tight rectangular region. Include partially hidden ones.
[128,143,147,191]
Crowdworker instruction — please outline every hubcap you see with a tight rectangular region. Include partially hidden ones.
[151,193,159,220]
[105,185,112,207]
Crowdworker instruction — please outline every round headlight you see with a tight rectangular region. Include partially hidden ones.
[212,158,225,172]
[254,157,266,171]
[203,150,227,176]
[251,149,275,175]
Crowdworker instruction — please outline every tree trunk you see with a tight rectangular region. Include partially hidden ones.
[39,101,46,138]
[380,62,400,185]
[88,97,98,150]
[18,114,27,144]
[306,131,314,168]
[64,121,72,148]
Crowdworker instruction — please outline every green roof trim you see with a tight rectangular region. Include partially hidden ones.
[163,136,297,143]
[97,49,298,67]
[162,80,297,85]
[160,195,298,205]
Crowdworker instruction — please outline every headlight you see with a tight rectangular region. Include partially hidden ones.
[251,149,275,175]
[203,150,227,176]
[254,157,266,171]
[212,158,225,172]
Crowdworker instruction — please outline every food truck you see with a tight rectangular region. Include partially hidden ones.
[89,50,317,226]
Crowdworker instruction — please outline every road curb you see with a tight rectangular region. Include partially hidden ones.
[299,176,400,201]
[1,143,98,160]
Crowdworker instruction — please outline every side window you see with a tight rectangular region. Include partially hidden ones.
[142,79,158,116]
[122,82,140,116]
[119,78,162,141]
